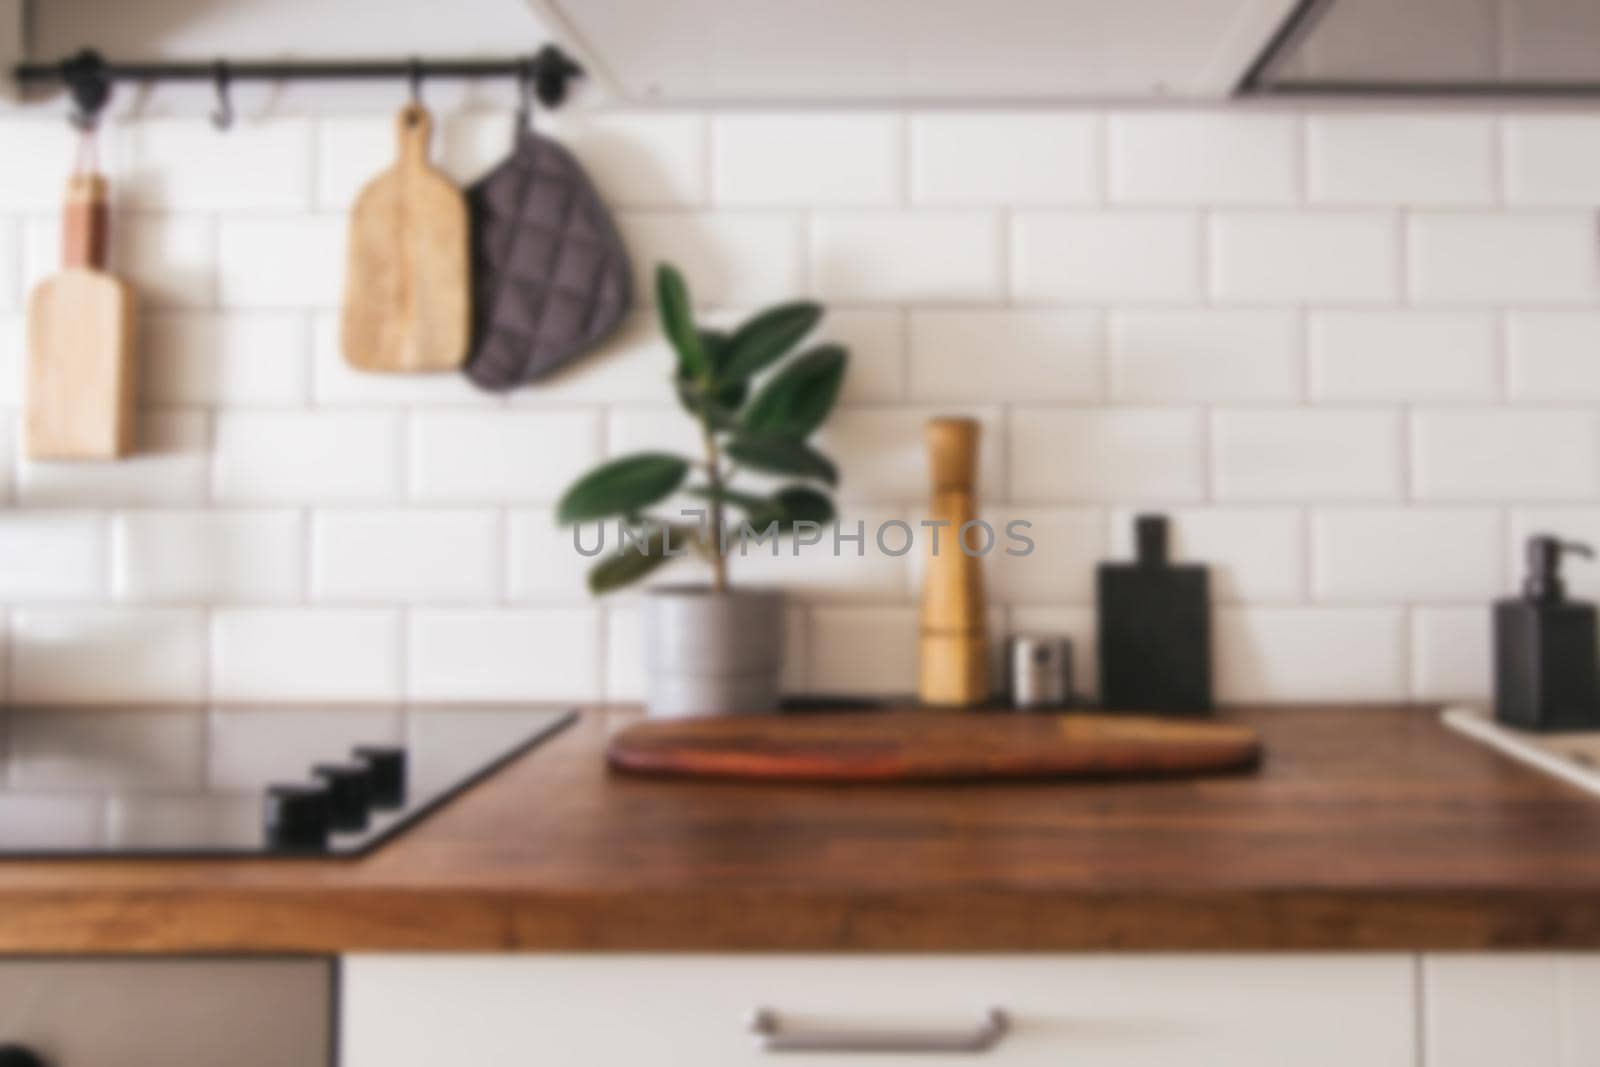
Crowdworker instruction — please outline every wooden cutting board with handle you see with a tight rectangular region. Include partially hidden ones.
[341,104,469,373]
[26,172,136,460]
[608,711,1262,783]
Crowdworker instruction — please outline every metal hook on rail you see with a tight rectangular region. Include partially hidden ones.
[407,57,424,107]
[60,49,112,131]
[210,60,234,131]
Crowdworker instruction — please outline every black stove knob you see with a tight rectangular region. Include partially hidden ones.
[312,762,374,832]
[0,1045,49,1067]
[352,745,407,808]
[263,782,332,851]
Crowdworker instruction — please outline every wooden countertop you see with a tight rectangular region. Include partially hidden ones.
[5,704,1600,954]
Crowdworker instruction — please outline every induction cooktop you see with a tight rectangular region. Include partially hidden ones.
[0,706,576,858]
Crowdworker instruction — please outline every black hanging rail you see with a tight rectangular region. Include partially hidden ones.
[13,44,584,127]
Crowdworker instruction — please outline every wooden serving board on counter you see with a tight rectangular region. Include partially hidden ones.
[607,710,1261,782]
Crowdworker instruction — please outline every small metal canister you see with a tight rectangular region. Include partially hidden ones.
[1006,635,1074,710]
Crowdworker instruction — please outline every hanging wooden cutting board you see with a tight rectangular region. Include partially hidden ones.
[341,104,468,372]
[26,173,136,460]
[608,710,1262,783]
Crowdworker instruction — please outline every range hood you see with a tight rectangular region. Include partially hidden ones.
[531,0,1600,103]
[1245,0,1600,95]
[529,0,1299,102]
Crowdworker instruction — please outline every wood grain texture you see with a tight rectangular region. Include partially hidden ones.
[341,105,468,373]
[6,705,1600,954]
[919,417,987,706]
[26,174,135,460]
[607,710,1261,781]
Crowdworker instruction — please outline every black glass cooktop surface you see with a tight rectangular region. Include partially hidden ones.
[0,706,576,858]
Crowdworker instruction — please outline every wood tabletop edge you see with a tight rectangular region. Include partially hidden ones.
[5,703,1598,954]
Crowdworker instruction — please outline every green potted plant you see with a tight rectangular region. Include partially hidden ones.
[557,263,848,717]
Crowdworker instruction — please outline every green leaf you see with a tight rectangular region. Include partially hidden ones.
[699,329,729,366]
[655,264,707,381]
[698,330,750,412]
[711,377,748,413]
[697,329,729,387]
[675,331,744,428]
[728,486,836,540]
[771,485,835,526]
[557,453,689,523]
[684,484,775,514]
[587,523,689,595]
[674,377,742,431]
[685,484,832,534]
[725,433,838,487]
[743,344,848,438]
[718,302,822,383]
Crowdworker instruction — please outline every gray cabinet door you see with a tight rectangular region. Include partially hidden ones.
[0,958,331,1067]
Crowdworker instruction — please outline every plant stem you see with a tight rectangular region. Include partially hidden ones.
[700,420,729,593]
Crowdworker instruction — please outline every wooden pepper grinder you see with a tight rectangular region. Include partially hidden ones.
[919,417,989,707]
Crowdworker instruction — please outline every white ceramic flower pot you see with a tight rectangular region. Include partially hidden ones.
[643,586,785,719]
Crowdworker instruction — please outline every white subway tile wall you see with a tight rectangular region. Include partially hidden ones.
[112,510,304,604]
[0,219,19,317]
[1109,114,1298,206]
[1507,312,1600,401]
[1109,309,1298,404]
[17,410,210,506]
[1311,508,1503,603]
[1214,607,1409,703]
[1412,607,1493,702]
[210,609,401,702]
[1503,116,1600,205]
[1408,213,1597,304]
[216,216,346,309]
[911,113,1100,205]
[1210,212,1400,303]
[0,120,100,210]
[1412,410,1600,501]
[1212,409,1403,502]
[309,510,501,604]
[0,106,1593,708]
[1306,115,1496,206]
[1308,311,1498,404]
[407,609,599,701]
[714,114,902,206]
[620,212,803,306]
[407,411,600,503]
[813,211,1004,302]
[910,310,1102,402]
[141,313,310,408]
[1013,211,1202,302]
[12,608,208,704]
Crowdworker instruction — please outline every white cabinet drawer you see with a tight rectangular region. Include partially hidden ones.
[342,954,1414,1067]
[1423,954,1600,1067]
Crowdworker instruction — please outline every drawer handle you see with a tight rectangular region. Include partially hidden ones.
[749,1007,1010,1054]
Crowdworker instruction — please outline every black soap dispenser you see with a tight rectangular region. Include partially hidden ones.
[1098,514,1212,715]
[1496,536,1600,732]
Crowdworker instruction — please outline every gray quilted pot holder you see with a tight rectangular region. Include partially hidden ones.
[464,126,632,391]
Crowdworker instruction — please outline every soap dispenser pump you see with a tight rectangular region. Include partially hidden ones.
[1495,535,1600,732]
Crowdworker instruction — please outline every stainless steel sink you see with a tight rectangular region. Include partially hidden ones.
[1442,706,1600,797]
